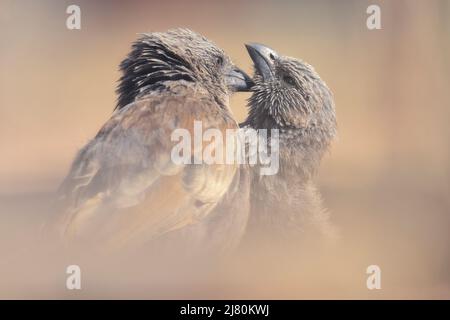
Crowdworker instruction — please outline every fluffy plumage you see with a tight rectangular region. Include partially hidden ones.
[241,43,337,246]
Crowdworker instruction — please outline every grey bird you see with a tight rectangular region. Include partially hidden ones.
[241,43,337,249]
[53,29,252,253]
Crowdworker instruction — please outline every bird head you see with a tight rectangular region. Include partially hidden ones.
[116,28,252,110]
[244,43,337,177]
[245,43,336,133]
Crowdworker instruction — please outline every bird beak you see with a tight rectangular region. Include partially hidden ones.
[245,43,278,81]
[226,67,254,92]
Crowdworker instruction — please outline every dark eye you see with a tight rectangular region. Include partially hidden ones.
[283,75,296,86]
[216,56,224,66]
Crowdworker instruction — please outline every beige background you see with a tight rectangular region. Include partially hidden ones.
[0,0,449,298]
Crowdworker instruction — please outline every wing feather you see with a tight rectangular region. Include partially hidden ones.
[56,91,239,249]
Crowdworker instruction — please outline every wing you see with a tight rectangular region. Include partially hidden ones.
[153,164,251,256]
[56,91,239,249]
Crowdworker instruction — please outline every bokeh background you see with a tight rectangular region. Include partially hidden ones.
[0,0,449,298]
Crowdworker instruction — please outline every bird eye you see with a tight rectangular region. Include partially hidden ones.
[216,56,224,66]
[283,75,296,86]
[269,53,276,61]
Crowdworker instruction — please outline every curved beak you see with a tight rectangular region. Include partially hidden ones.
[245,43,279,81]
[226,67,254,92]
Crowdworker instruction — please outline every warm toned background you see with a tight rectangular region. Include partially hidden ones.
[1,0,449,298]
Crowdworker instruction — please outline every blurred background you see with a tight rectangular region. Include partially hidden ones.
[0,0,449,298]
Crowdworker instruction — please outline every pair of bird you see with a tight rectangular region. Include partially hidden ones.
[53,28,337,255]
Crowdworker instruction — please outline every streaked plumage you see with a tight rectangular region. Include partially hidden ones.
[241,43,337,247]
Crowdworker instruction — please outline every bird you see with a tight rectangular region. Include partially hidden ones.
[240,43,337,250]
[51,29,253,254]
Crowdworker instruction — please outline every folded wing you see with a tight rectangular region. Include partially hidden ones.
[56,92,239,249]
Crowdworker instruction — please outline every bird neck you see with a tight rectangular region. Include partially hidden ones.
[282,126,331,177]
[243,121,330,182]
